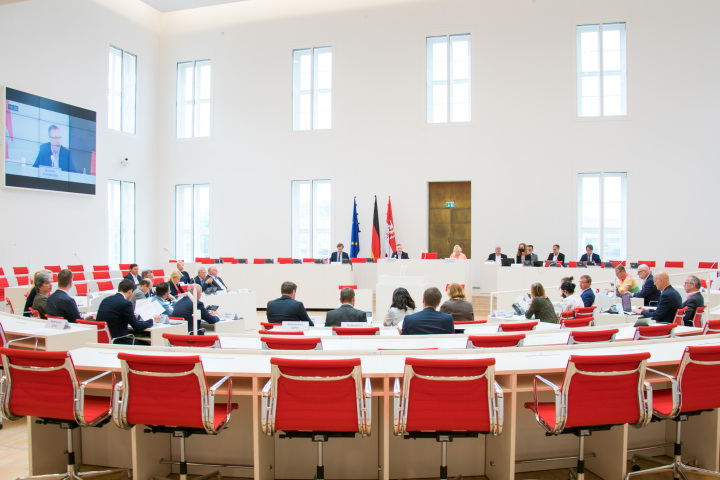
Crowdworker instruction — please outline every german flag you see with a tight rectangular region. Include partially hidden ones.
[371,196,381,261]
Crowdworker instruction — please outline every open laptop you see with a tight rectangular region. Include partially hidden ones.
[501,258,515,267]
[621,294,633,313]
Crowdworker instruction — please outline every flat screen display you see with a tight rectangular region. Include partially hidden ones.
[4,87,96,195]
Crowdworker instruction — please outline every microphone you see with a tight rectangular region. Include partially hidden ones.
[74,252,84,268]
[162,247,174,259]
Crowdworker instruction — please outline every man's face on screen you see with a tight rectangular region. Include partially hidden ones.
[49,128,62,153]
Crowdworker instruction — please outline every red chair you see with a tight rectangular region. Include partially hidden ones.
[253,258,270,264]
[74,283,88,296]
[97,280,114,292]
[610,260,626,267]
[525,353,652,480]
[277,257,294,264]
[302,258,316,263]
[574,305,597,320]
[120,270,129,278]
[421,252,438,259]
[118,263,131,270]
[692,306,706,328]
[0,348,129,480]
[258,330,304,335]
[0,276,7,302]
[562,317,595,329]
[162,333,221,348]
[665,261,684,268]
[74,271,85,281]
[29,307,40,318]
[67,264,84,272]
[219,257,238,264]
[567,328,618,345]
[568,261,577,268]
[0,267,4,275]
[93,265,109,271]
[261,357,371,480]
[698,261,718,269]
[559,310,575,321]
[76,319,134,344]
[113,353,236,480]
[466,334,525,348]
[0,323,38,350]
[15,275,29,286]
[453,319,487,326]
[703,319,720,335]
[672,307,688,326]
[44,265,61,273]
[350,258,366,264]
[338,284,358,290]
[700,279,713,290]
[260,322,276,330]
[153,277,163,286]
[498,321,537,332]
[13,266,29,275]
[332,327,380,336]
[633,323,676,341]
[393,358,503,480]
[260,336,322,350]
[93,270,110,280]
[637,260,656,267]
[445,283,466,291]
[628,346,720,478]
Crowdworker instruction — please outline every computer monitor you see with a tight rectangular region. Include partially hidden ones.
[237,259,248,264]
[501,258,515,267]
[577,261,587,268]
[532,260,543,267]
[630,262,639,269]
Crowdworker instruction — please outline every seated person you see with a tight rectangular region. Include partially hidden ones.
[152,282,175,316]
[266,281,314,325]
[171,284,220,334]
[401,287,454,335]
[525,282,558,324]
[449,244,467,260]
[177,260,192,284]
[579,244,601,264]
[681,275,704,327]
[24,269,51,317]
[547,244,565,262]
[168,270,187,298]
[515,243,527,264]
[329,243,350,263]
[124,264,141,284]
[391,243,409,259]
[383,288,416,327]
[206,266,228,291]
[612,265,640,296]
[633,264,661,306]
[324,288,367,327]
[194,267,210,291]
[487,246,506,263]
[439,283,474,322]
[96,279,159,344]
[31,271,53,319]
[46,269,95,323]
[579,275,595,307]
[130,279,152,307]
[633,271,682,324]
[525,244,538,262]
[560,277,584,313]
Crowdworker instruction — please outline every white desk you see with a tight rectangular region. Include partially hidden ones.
[376,259,472,298]
[199,290,257,331]
[0,313,96,350]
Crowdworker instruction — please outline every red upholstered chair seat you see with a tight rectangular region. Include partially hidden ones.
[498,321,537,332]
[332,327,379,336]
[261,336,322,350]
[467,334,525,348]
[567,329,618,344]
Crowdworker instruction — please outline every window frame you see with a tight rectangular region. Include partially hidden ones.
[426,33,472,124]
[577,172,627,261]
[175,183,211,261]
[108,45,137,134]
[108,179,136,266]
[291,179,332,258]
[176,59,212,139]
[292,46,333,131]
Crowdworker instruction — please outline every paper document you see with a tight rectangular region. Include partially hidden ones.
[135,298,164,320]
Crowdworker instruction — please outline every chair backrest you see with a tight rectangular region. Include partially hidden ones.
[421,252,438,259]
[637,260,656,267]
[555,352,651,431]
[672,345,720,415]
[44,265,61,273]
[219,257,238,264]
[665,261,684,268]
[574,306,597,316]
[93,270,111,280]
[277,257,294,265]
[115,352,228,434]
[453,320,487,325]
[97,280,114,292]
[568,261,577,268]
[466,334,525,348]
[445,283,466,291]
[691,306,706,328]
[567,329,619,345]
[700,279,713,290]
[260,336,322,350]
[74,272,86,281]
[698,262,718,269]
[13,267,29,275]
[93,265,109,271]
[121,270,130,278]
[74,283,88,297]
[15,275,29,286]
[562,317,594,329]
[350,258,366,264]
[610,260,626,267]
[260,322,276,330]
[263,357,368,435]
[498,321,537,332]
[76,319,111,343]
[302,258,316,263]
[28,307,40,318]
[332,327,380,336]
[253,258,267,264]
[0,276,8,301]
[633,323,676,341]
[703,319,720,335]
[672,307,688,326]
[338,285,358,290]
[258,330,304,335]
[162,333,221,348]
[151,269,164,278]
[67,264,84,272]
[0,348,92,423]
[0,267,4,276]
[396,357,501,435]
[118,263,132,270]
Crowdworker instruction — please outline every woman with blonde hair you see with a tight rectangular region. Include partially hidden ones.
[525,282,558,324]
[167,270,187,298]
[449,245,467,260]
[440,283,474,322]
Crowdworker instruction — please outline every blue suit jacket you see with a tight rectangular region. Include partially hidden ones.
[180,271,192,284]
[580,288,595,308]
[97,293,153,341]
[46,289,82,323]
[579,253,601,264]
[681,293,704,327]
[33,144,76,172]
[633,273,661,306]
[641,286,682,324]
[171,296,218,334]
[330,252,349,263]
[401,308,454,335]
[266,295,314,325]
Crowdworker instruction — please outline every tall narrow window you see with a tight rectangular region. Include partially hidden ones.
[108,46,137,133]
[427,34,471,123]
[291,180,331,258]
[177,60,212,138]
[292,47,332,131]
[175,184,210,261]
[578,173,627,261]
[108,180,135,266]
[577,23,627,117]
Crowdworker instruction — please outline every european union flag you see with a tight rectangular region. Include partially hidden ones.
[350,197,360,258]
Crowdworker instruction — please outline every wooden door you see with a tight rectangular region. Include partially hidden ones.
[428,182,471,258]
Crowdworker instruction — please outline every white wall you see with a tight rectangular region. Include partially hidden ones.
[0,0,161,274]
[2,0,719,285]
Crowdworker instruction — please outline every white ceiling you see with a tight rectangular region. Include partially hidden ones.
[139,0,248,13]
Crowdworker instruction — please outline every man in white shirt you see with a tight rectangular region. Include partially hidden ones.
[207,266,228,291]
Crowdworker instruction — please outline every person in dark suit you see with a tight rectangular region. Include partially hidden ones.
[391,243,409,259]
[168,270,186,298]
[579,244,601,264]
[194,267,211,291]
[46,269,95,323]
[487,246,507,262]
[152,282,175,316]
[206,266,229,291]
[324,288,367,327]
[524,245,538,262]
[124,264,141,284]
[634,271,682,324]
[579,275,595,307]
[329,243,350,263]
[401,287,454,335]
[130,279,152,307]
[97,279,158,344]
[266,281,314,325]
[177,261,192,284]
[547,244,565,262]
[32,125,76,172]
[681,276,705,327]
[171,285,219,334]
[633,264,661,306]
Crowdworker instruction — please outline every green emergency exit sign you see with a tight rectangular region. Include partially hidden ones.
[446,202,455,208]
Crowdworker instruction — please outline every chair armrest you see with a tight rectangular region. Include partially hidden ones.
[206,375,232,433]
[533,375,563,433]
[639,381,654,427]
[112,380,130,429]
[363,377,372,436]
[645,367,677,418]
[6,336,39,350]
[392,378,401,435]
[112,334,135,344]
[493,381,504,436]
[76,370,114,426]
[261,379,272,435]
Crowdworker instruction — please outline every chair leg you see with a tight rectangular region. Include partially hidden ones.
[569,434,585,480]
[316,440,324,480]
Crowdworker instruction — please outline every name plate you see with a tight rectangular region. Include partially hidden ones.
[39,166,63,180]
[46,318,70,330]
[340,322,369,328]
[282,321,310,331]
